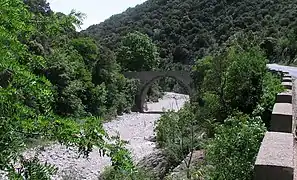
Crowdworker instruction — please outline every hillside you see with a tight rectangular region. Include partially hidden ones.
[83,0,297,66]
[0,0,287,179]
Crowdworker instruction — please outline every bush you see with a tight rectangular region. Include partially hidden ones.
[223,46,267,115]
[100,135,154,180]
[203,113,266,180]
[192,44,268,123]
[84,83,107,117]
[100,167,155,180]
[253,72,284,127]
[155,103,205,166]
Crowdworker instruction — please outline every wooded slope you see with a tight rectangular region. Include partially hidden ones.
[84,0,297,65]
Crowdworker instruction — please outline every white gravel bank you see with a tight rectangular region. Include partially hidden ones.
[2,92,189,180]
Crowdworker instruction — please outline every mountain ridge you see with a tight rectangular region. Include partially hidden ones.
[83,0,297,66]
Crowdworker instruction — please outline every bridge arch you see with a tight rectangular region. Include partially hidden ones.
[123,71,193,112]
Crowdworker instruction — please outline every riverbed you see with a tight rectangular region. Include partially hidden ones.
[13,92,189,180]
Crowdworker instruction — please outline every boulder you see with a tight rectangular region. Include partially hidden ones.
[166,150,205,180]
[137,149,170,179]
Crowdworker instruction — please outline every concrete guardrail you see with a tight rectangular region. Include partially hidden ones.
[254,132,294,180]
[283,77,293,82]
[254,70,294,180]
[271,103,293,133]
[282,82,293,90]
[276,90,293,104]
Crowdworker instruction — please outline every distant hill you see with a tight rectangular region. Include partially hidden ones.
[83,0,297,66]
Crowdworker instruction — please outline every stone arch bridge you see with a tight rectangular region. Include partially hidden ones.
[123,71,193,112]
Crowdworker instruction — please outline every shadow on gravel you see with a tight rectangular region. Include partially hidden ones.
[141,111,167,114]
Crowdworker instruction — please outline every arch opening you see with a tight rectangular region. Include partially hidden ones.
[137,75,191,113]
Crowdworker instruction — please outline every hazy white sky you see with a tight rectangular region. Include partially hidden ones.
[47,0,147,30]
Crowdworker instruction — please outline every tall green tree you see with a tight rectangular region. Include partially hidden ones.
[71,37,99,70]
[117,31,159,71]
[193,42,267,123]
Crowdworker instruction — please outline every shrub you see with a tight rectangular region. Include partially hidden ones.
[84,83,107,117]
[203,113,266,180]
[192,45,268,123]
[155,103,205,166]
[100,135,154,180]
[223,46,267,115]
[193,92,221,137]
[100,166,155,180]
[253,72,284,127]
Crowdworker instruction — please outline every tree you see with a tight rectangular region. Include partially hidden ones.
[84,0,297,65]
[71,37,99,70]
[0,1,137,179]
[23,0,52,15]
[193,42,267,123]
[117,31,159,71]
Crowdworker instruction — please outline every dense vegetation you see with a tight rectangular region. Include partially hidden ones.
[1,0,286,179]
[0,0,145,179]
[155,37,283,179]
[84,0,297,67]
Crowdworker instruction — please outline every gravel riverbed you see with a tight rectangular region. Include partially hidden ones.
[1,92,189,180]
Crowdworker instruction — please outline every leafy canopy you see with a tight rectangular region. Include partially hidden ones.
[117,31,159,71]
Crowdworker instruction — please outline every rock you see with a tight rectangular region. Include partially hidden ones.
[144,135,157,142]
[137,149,170,179]
[166,150,205,180]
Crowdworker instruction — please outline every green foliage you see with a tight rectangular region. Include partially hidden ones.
[7,153,57,180]
[117,31,159,71]
[85,83,107,117]
[45,47,91,116]
[71,37,99,69]
[193,44,267,123]
[84,0,297,65]
[1,0,34,37]
[223,46,267,114]
[100,166,155,180]
[204,113,266,180]
[0,0,138,179]
[106,136,134,173]
[100,135,155,180]
[253,72,284,127]
[23,0,52,16]
[156,40,282,179]
[92,45,139,116]
[155,103,205,166]
[192,92,221,137]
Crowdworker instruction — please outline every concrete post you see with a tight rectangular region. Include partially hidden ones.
[254,132,294,180]
[283,77,292,83]
[276,90,292,104]
[270,103,293,133]
[282,82,293,90]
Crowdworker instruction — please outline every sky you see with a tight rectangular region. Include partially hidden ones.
[47,0,147,30]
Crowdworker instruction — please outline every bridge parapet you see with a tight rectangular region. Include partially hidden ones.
[123,71,192,85]
[254,132,294,180]
[254,71,295,180]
